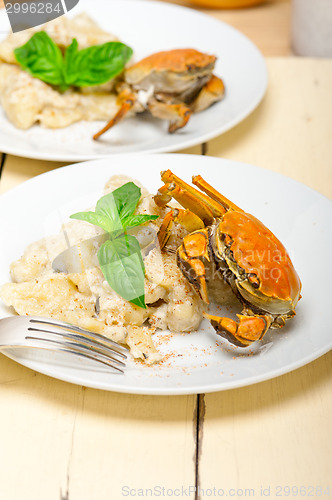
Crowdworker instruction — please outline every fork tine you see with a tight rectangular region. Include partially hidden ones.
[25,336,125,373]
[29,318,127,354]
[26,332,126,366]
[27,327,127,362]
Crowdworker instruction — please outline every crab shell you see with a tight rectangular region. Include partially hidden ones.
[124,48,217,94]
[212,211,302,319]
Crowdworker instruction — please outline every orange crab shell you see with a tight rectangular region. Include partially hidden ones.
[218,211,302,308]
[125,48,216,84]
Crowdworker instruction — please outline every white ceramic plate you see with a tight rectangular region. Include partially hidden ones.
[0,154,331,394]
[0,0,267,161]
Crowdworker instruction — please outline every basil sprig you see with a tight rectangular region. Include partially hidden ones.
[14,31,133,92]
[70,183,159,309]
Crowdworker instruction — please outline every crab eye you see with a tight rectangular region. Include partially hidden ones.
[248,273,260,289]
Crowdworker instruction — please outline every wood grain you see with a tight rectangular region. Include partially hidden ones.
[200,352,332,493]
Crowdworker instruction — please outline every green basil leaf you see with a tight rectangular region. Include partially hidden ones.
[64,41,133,87]
[98,235,146,308]
[69,211,113,233]
[112,182,143,219]
[94,192,126,233]
[122,214,159,230]
[14,31,65,87]
[96,182,142,224]
[62,37,79,87]
[70,182,158,309]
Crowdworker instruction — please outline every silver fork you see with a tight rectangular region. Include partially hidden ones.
[0,316,128,373]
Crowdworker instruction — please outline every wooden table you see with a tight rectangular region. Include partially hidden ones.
[0,2,331,499]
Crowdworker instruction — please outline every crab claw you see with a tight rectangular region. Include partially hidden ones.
[191,74,225,113]
[176,229,211,304]
[203,312,272,347]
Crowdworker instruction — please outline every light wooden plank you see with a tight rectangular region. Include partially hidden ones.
[0,355,197,500]
[200,352,332,493]
[208,57,332,200]
[68,390,196,500]
[0,357,83,500]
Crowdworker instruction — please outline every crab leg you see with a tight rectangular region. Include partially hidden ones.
[147,100,191,133]
[191,75,225,113]
[177,229,211,304]
[158,208,205,250]
[93,90,136,141]
[203,312,272,347]
[155,183,215,225]
[155,170,226,224]
[192,175,244,213]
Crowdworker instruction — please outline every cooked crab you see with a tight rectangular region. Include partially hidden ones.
[93,48,225,140]
[154,170,302,348]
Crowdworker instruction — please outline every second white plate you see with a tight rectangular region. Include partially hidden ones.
[0,0,267,161]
